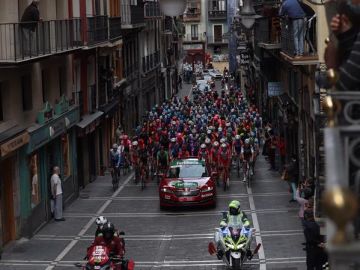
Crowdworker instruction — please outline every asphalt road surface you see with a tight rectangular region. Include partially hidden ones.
[0,82,306,270]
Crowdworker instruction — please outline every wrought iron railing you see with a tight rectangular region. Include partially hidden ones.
[254,16,280,45]
[280,17,317,57]
[183,34,206,42]
[207,35,227,44]
[0,18,82,62]
[208,10,227,19]
[144,2,161,17]
[87,16,109,45]
[109,16,122,40]
[131,4,145,25]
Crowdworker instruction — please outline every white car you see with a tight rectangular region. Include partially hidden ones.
[208,69,222,80]
[196,80,210,92]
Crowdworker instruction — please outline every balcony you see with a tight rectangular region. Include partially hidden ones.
[280,18,318,65]
[183,34,206,43]
[109,16,122,40]
[121,3,145,28]
[0,18,82,63]
[207,35,228,45]
[254,16,281,50]
[208,10,227,20]
[183,9,201,22]
[142,51,160,73]
[87,16,109,45]
[144,2,161,18]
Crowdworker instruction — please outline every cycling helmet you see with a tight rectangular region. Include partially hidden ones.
[170,137,176,143]
[220,138,226,144]
[112,144,118,149]
[245,139,250,144]
[221,143,227,149]
[207,129,212,135]
[213,141,219,147]
[132,141,138,146]
[95,216,108,226]
[235,135,241,140]
[200,144,206,149]
[218,127,223,132]
[102,222,115,241]
[205,138,211,145]
[229,200,241,215]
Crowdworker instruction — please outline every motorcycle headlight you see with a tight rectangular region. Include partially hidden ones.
[225,243,234,249]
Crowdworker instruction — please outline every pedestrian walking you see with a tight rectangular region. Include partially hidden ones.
[285,155,299,203]
[50,166,65,221]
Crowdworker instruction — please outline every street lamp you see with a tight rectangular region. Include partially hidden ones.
[238,0,261,29]
[159,0,186,16]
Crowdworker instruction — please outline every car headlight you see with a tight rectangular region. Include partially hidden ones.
[161,187,173,193]
[201,186,214,192]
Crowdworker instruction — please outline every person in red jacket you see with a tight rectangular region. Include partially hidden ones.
[87,222,125,259]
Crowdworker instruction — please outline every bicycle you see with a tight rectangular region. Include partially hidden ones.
[233,153,241,177]
[211,163,220,187]
[244,160,252,188]
[139,162,148,190]
[156,165,168,184]
[111,166,120,191]
[219,163,230,191]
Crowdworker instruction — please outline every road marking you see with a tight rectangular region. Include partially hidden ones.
[247,184,267,270]
[44,173,133,270]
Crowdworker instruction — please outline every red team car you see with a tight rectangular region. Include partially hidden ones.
[158,158,217,208]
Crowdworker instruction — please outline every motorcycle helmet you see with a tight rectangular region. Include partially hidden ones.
[229,200,241,215]
[95,216,108,226]
[102,222,115,241]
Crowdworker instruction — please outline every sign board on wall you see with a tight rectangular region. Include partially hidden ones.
[268,82,283,97]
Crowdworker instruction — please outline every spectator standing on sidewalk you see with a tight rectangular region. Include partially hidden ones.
[279,0,306,57]
[303,210,327,270]
[50,166,65,221]
[277,135,286,172]
[286,155,299,203]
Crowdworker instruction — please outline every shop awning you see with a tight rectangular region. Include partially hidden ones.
[0,123,27,144]
[0,123,29,157]
[76,111,104,129]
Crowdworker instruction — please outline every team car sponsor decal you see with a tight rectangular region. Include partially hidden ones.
[169,180,198,189]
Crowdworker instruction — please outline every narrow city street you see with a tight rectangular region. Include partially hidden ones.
[0,83,306,270]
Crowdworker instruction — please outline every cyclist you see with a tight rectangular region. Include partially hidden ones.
[130,141,140,182]
[241,139,255,182]
[157,146,169,176]
[218,143,231,186]
[109,144,120,180]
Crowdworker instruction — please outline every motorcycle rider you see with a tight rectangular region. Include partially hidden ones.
[217,200,252,259]
[88,222,125,260]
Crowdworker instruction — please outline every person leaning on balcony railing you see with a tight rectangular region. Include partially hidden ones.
[324,0,360,91]
[279,0,306,57]
[20,0,41,56]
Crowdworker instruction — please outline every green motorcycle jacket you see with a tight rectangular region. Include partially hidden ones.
[221,211,251,228]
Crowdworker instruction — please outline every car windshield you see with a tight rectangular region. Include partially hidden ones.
[167,164,208,178]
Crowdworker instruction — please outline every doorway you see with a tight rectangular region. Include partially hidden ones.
[0,157,16,245]
[214,25,223,43]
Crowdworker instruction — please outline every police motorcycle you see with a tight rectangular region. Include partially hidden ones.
[208,212,261,269]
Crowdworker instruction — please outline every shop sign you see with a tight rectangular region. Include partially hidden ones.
[268,82,283,97]
[240,52,250,65]
[0,132,30,157]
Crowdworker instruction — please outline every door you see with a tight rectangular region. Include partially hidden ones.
[214,25,223,43]
[0,157,16,245]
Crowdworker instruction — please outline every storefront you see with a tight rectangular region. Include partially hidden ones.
[76,111,103,188]
[0,127,29,247]
[20,104,79,236]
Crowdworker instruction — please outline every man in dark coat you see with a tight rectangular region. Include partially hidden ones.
[20,0,41,56]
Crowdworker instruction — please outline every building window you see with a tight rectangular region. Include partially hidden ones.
[211,0,226,11]
[29,154,41,208]
[59,67,66,97]
[191,24,198,39]
[21,74,33,111]
[0,82,3,121]
[61,134,71,178]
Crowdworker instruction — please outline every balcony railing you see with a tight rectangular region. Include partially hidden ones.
[0,18,82,63]
[109,16,122,40]
[183,9,201,21]
[87,16,108,45]
[254,16,281,49]
[183,34,206,42]
[208,10,227,20]
[207,35,228,44]
[144,2,161,18]
[142,51,160,73]
[280,18,318,65]
[131,4,145,25]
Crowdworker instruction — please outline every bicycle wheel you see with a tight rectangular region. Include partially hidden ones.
[247,165,251,188]
[236,158,240,177]
[141,174,145,190]
[134,167,139,184]
[112,173,118,191]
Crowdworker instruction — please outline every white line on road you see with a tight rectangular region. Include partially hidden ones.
[247,184,267,270]
[44,173,133,270]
